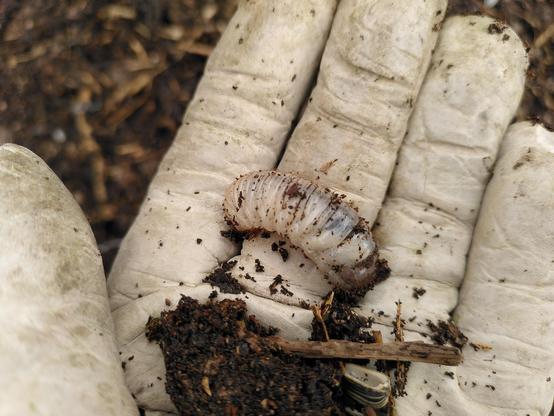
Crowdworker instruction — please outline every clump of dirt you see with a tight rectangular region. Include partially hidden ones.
[202,260,244,294]
[220,228,248,244]
[311,292,375,344]
[412,287,427,299]
[146,296,346,416]
[427,320,468,349]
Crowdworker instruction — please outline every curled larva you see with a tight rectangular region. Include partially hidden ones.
[223,171,381,289]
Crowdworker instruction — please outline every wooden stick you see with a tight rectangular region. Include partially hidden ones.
[268,338,462,366]
[312,305,331,342]
[393,301,408,398]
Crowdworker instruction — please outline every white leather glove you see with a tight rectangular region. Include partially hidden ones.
[4,1,542,415]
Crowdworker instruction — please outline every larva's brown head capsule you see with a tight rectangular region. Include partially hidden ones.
[337,251,391,294]
[338,255,379,289]
[224,170,388,292]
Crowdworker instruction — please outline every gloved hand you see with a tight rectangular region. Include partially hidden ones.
[107,1,554,415]
[2,1,553,415]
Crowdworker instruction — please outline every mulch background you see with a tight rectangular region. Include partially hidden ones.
[0,0,552,272]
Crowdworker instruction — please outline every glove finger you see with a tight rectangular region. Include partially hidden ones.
[108,0,336,305]
[392,123,554,416]
[447,122,554,415]
[229,0,446,306]
[358,15,527,333]
[354,16,529,416]
[0,145,137,415]
[106,2,336,410]
[280,0,446,224]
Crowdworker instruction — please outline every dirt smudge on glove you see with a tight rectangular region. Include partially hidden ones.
[427,320,468,350]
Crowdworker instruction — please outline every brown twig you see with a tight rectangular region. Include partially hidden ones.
[393,301,404,343]
[269,338,462,366]
[312,304,330,342]
[372,330,383,344]
[392,301,407,409]
[311,291,346,372]
[74,88,108,207]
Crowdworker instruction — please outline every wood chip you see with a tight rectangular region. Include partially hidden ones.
[201,376,212,396]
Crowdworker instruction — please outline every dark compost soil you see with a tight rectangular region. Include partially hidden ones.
[0,0,237,270]
[146,296,347,416]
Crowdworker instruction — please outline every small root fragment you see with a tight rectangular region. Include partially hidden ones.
[392,301,408,398]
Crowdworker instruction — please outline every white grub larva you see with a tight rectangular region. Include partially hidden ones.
[224,171,387,290]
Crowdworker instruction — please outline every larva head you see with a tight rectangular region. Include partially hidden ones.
[322,224,382,290]
[336,250,380,290]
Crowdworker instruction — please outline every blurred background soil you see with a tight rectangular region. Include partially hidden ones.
[0,0,552,272]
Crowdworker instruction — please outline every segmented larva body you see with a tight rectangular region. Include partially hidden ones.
[223,171,380,289]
